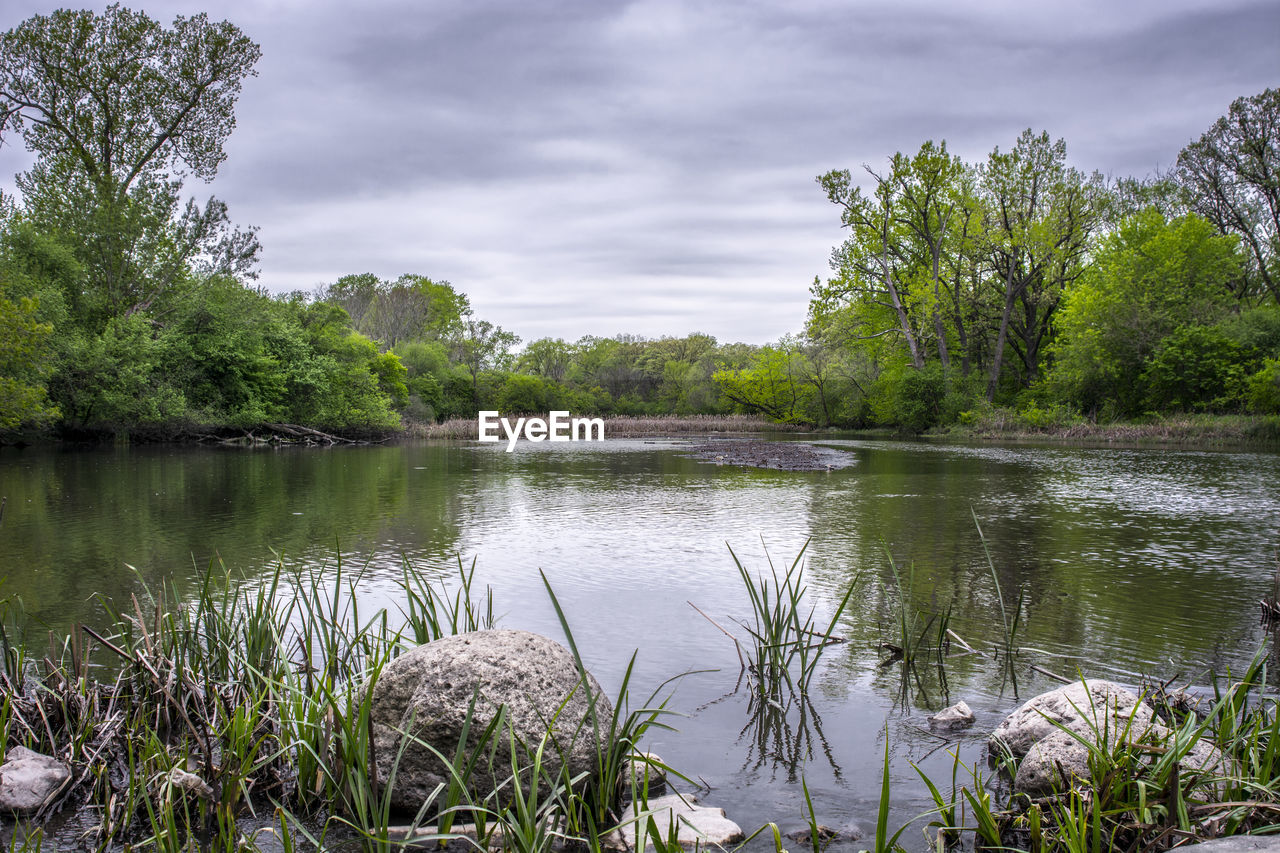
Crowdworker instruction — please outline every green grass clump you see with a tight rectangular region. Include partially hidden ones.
[0,554,685,853]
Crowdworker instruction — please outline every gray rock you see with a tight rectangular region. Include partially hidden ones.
[369,629,613,813]
[1000,682,1232,796]
[616,793,744,850]
[0,746,70,815]
[929,700,975,730]
[990,680,1152,759]
[624,751,668,794]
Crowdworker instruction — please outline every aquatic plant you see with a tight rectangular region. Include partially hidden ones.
[716,540,858,701]
[972,508,1025,690]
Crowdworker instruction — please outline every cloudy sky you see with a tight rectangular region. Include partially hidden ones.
[2,1,1277,345]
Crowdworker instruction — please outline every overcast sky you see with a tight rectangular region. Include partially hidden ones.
[2,1,1277,345]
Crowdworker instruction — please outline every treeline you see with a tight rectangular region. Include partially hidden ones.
[718,90,1280,431]
[0,5,1277,439]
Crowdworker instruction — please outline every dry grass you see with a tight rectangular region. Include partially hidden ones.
[405,413,801,440]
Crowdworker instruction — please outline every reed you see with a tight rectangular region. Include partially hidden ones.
[721,541,858,700]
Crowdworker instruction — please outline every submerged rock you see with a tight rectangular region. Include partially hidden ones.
[0,746,70,815]
[369,629,612,813]
[615,793,744,850]
[929,700,975,730]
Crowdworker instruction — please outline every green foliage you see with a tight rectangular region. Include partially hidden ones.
[868,363,970,433]
[0,283,58,432]
[1247,359,1280,414]
[322,273,471,348]
[1051,209,1244,417]
[497,373,550,414]
[1142,325,1248,412]
[714,345,817,423]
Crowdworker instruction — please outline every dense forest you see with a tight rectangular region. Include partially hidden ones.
[0,7,1277,441]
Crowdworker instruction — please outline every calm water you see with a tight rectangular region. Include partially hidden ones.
[1,436,1277,844]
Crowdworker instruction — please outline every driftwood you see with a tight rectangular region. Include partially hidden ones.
[264,423,358,444]
[187,423,382,447]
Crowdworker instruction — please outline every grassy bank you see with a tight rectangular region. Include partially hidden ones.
[404,413,803,440]
[0,558,684,852]
[938,411,1280,448]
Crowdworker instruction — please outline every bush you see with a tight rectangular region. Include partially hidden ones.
[1247,359,1280,414]
[496,373,549,414]
[1142,325,1248,412]
[871,364,952,433]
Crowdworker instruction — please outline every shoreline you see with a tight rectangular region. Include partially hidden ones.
[6,412,1280,451]
[932,413,1280,449]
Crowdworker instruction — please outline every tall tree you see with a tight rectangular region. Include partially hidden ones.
[453,319,519,404]
[0,5,261,323]
[816,165,928,368]
[980,130,1101,400]
[1176,88,1280,304]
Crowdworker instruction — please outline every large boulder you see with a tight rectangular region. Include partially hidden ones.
[369,629,613,813]
[1014,723,1229,796]
[0,746,70,815]
[991,680,1230,796]
[990,680,1153,760]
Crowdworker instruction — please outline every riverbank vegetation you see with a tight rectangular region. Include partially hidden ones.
[0,6,1277,444]
[1,545,1276,852]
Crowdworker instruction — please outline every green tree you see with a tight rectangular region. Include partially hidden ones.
[980,130,1102,400]
[1051,209,1244,416]
[714,344,816,423]
[453,319,520,406]
[0,282,58,431]
[1176,88,1280,304]
[0,5,261,325]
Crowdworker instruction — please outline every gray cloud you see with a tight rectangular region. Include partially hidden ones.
[2,0,1277,344]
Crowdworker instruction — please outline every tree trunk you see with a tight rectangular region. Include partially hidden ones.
[986,252,1018,402]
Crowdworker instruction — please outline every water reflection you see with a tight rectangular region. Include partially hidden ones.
[1,436,1277,836]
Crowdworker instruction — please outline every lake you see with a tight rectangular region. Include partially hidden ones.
[0,435,1276,844]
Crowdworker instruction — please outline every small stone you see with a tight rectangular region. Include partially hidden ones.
[623,752,668,794]
[0,746,71,815]
[616,793,745,850]
[787,824,841,843]
[929,700,975,729]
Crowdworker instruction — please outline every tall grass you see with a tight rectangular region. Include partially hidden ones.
[0,554,706,853]
[718,541,858,701]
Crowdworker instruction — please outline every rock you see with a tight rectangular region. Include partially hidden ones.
[787,825,842,843]
[616,793,744,850]
[623,751,668,794]
[0,746,70,815]
[995,681,1232,797]
[1016,723,1230,796]
[989,680,1153,759]
[369,629,613,813]
[929,700,975,730]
